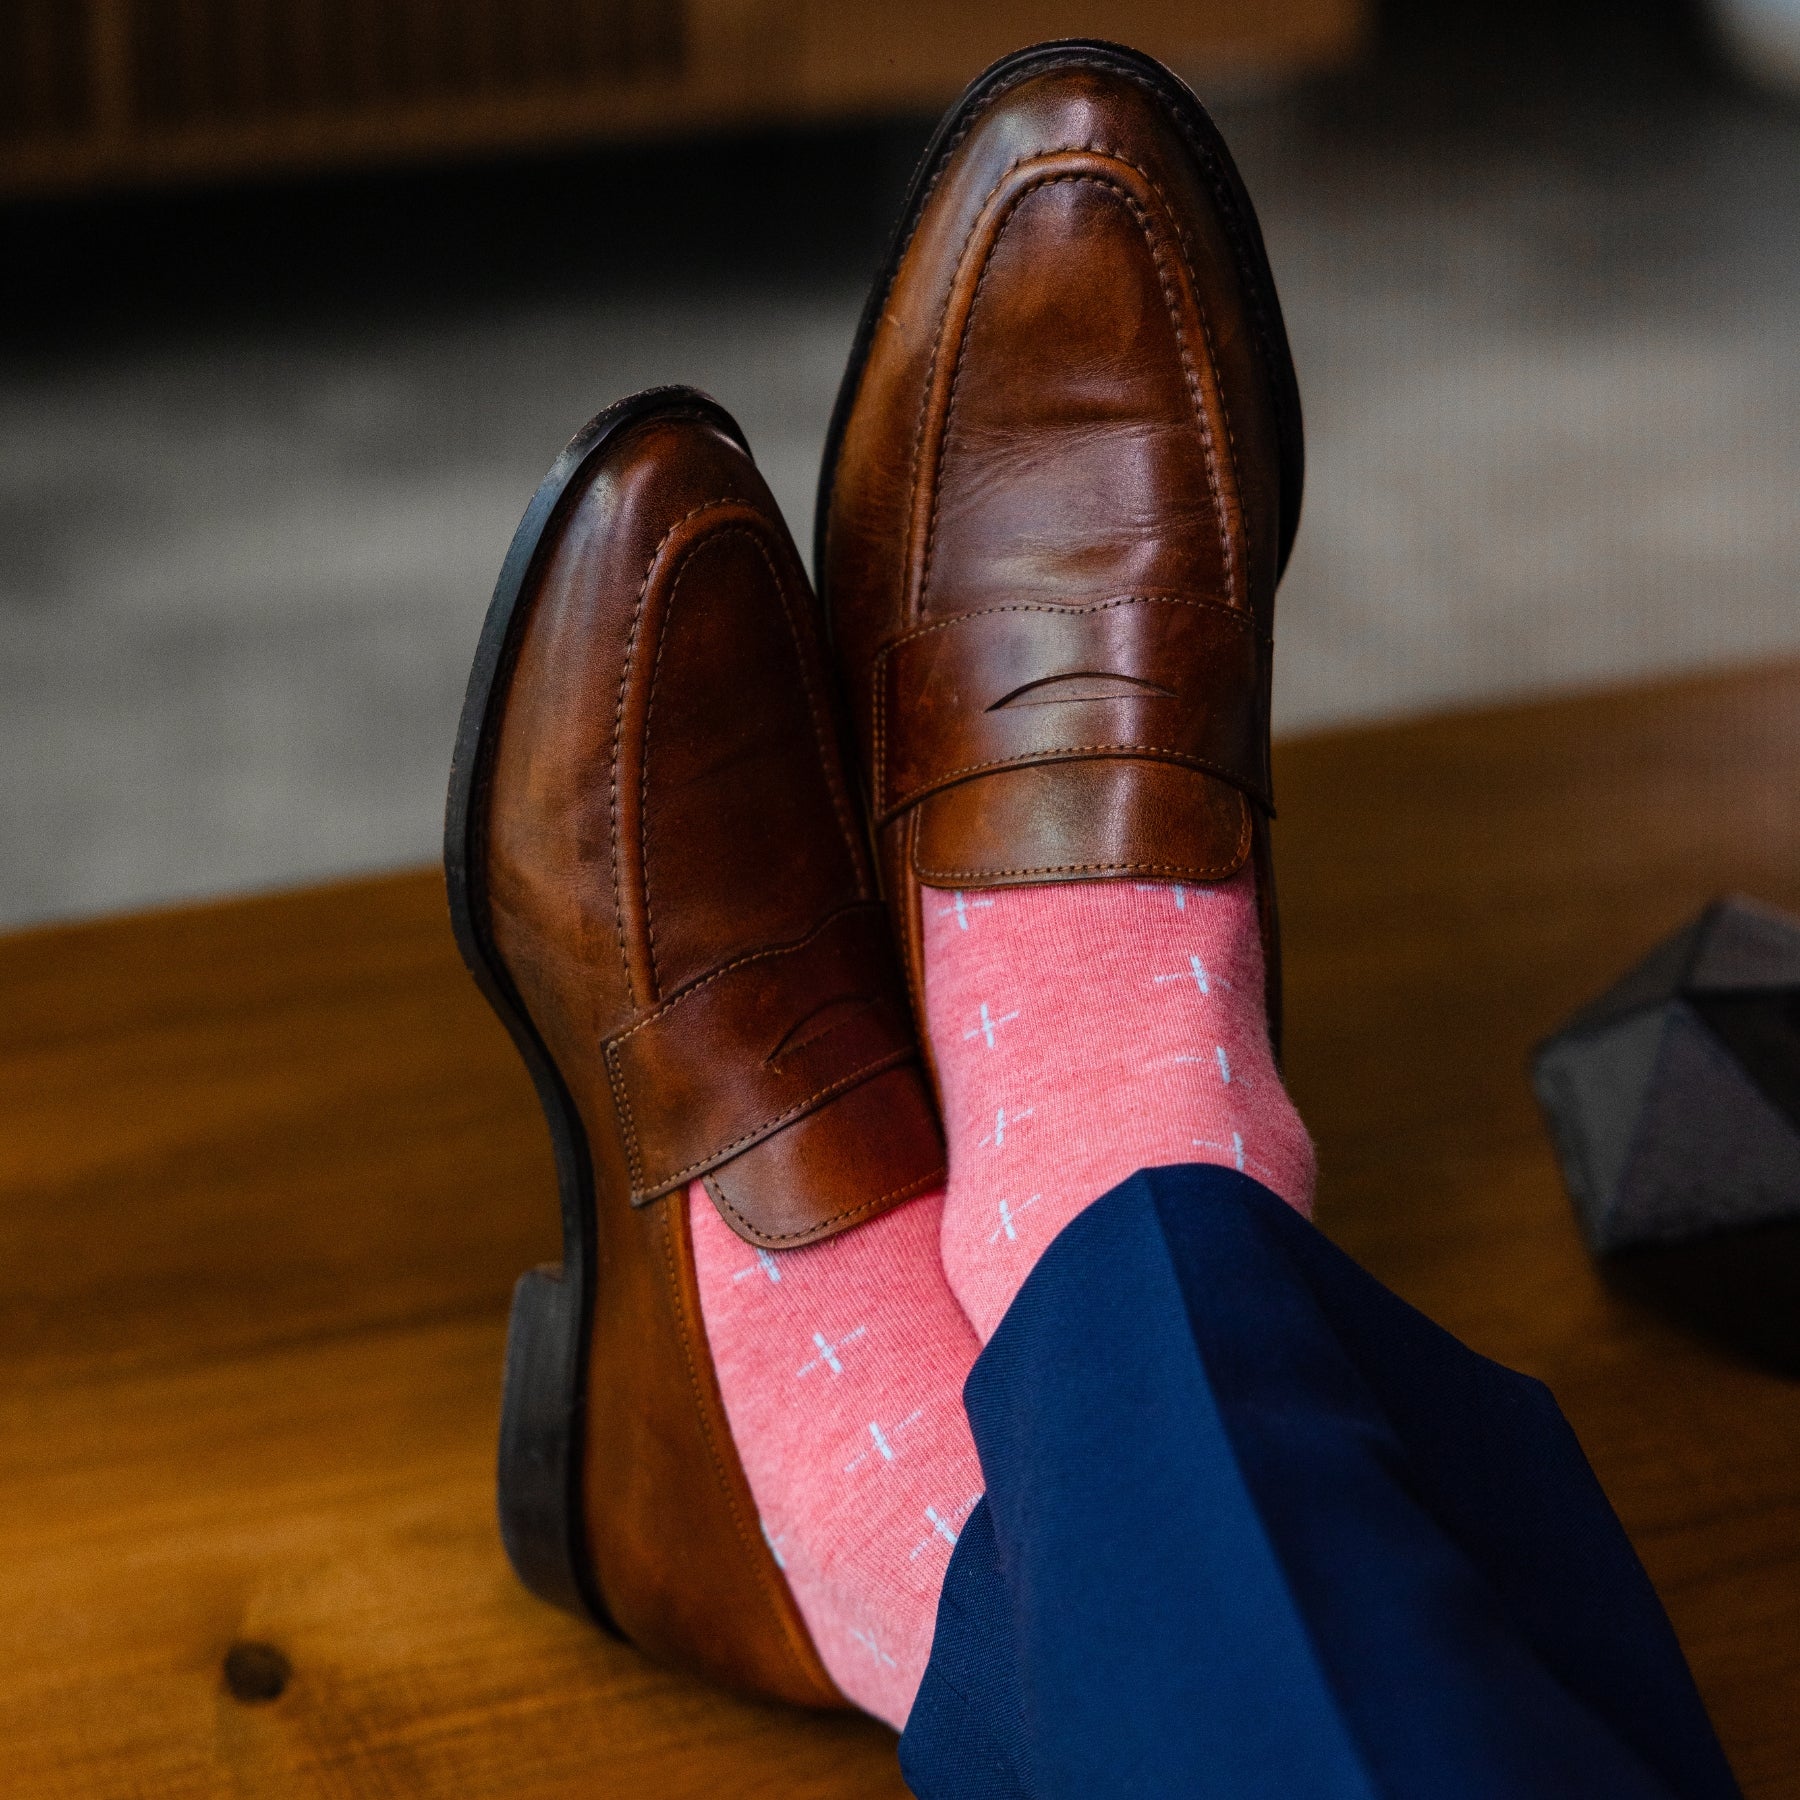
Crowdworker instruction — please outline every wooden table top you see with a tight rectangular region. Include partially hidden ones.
[4,662,1798,1798]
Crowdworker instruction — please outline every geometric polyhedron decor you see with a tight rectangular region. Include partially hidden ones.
[1531,893,1800,1258]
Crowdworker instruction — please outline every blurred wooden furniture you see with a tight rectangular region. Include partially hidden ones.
[2,660,1797,1796]
[0,0,1364,199]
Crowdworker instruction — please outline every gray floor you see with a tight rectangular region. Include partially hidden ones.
[4,47,1799,929]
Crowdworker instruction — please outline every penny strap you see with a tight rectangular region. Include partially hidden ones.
[872,595,1272,824]
[605,904,918,1204]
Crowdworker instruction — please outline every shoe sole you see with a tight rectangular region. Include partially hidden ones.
[442,384,751,1627]
[813,36,1306,588]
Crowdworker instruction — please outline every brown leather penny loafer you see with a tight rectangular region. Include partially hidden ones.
[445,387,943,1705]
[818,40,1303,1062]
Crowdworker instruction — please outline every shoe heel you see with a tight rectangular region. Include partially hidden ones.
[498,1262,604,1622]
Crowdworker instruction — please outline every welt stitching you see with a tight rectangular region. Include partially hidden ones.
[896,143,1028,627]
[900,811,931,1051]
[628,1046,914,1196]
[710,1157,941,1246]
[899,148,1010,627]
[896,58,1139,246]
[610,496,723,1000]
[872,648,887,833]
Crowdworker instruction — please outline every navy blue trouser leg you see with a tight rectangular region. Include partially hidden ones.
[899,1165,1741,1800]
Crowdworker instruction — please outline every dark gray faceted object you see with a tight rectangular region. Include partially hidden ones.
[1532,894,1800,1257]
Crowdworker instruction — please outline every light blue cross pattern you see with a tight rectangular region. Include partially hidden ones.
[1154,953,1216,995]
[977,1104,1035,1150]
[1174,1047,1250,1090]
[760,1518,789,1572]
[842,1405,927,1475]
[937,890,996,931]
[731,1245,783,1285]
[796,1323,868,1379]
[1194,1130,1274,1182]
[1136,881,1210,911]
[988,1192,1043,1244]
[849,1627,898,1669]
[909,1493,981,1561]
[964,1000,1020,1049]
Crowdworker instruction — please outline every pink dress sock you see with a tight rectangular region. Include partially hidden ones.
[923,871,1317,1342]
[687,867,1313,1725]
[688,1184,980,1727]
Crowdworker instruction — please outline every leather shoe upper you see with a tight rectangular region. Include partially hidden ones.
[479,395,942,1704]
[820,46,1300,1048]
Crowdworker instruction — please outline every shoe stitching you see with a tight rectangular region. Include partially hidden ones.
[608,901,885,1044]
[707,1159,944,1246]
[897,137,1123,619]
[918,849,1250,882]
[605,898,890,1191]
[889,135,1102,721]
[638,516,873,996]
[604,1038,645,1194]
[1102,61,1291,478]
[1077,139,1250,595]
[872,595,1269,814]
[638,547,685,997]
[875,51,1294,634]
[892,158,1244,804]
[951,56,1290,496]
[887,745,1268,820]
[909,141,1065,615]
[610,1044,918,1201]
[877,60,1278,1052]
[917,151,1237,614]
[881,591,1266,642]
[611,496,726,1007]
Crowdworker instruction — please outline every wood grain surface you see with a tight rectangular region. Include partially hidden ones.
[3,661,1797,1796]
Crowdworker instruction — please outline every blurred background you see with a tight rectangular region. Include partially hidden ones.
[2,0,1798,929]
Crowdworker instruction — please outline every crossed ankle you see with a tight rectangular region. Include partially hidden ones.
[684,870,1313,1723]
